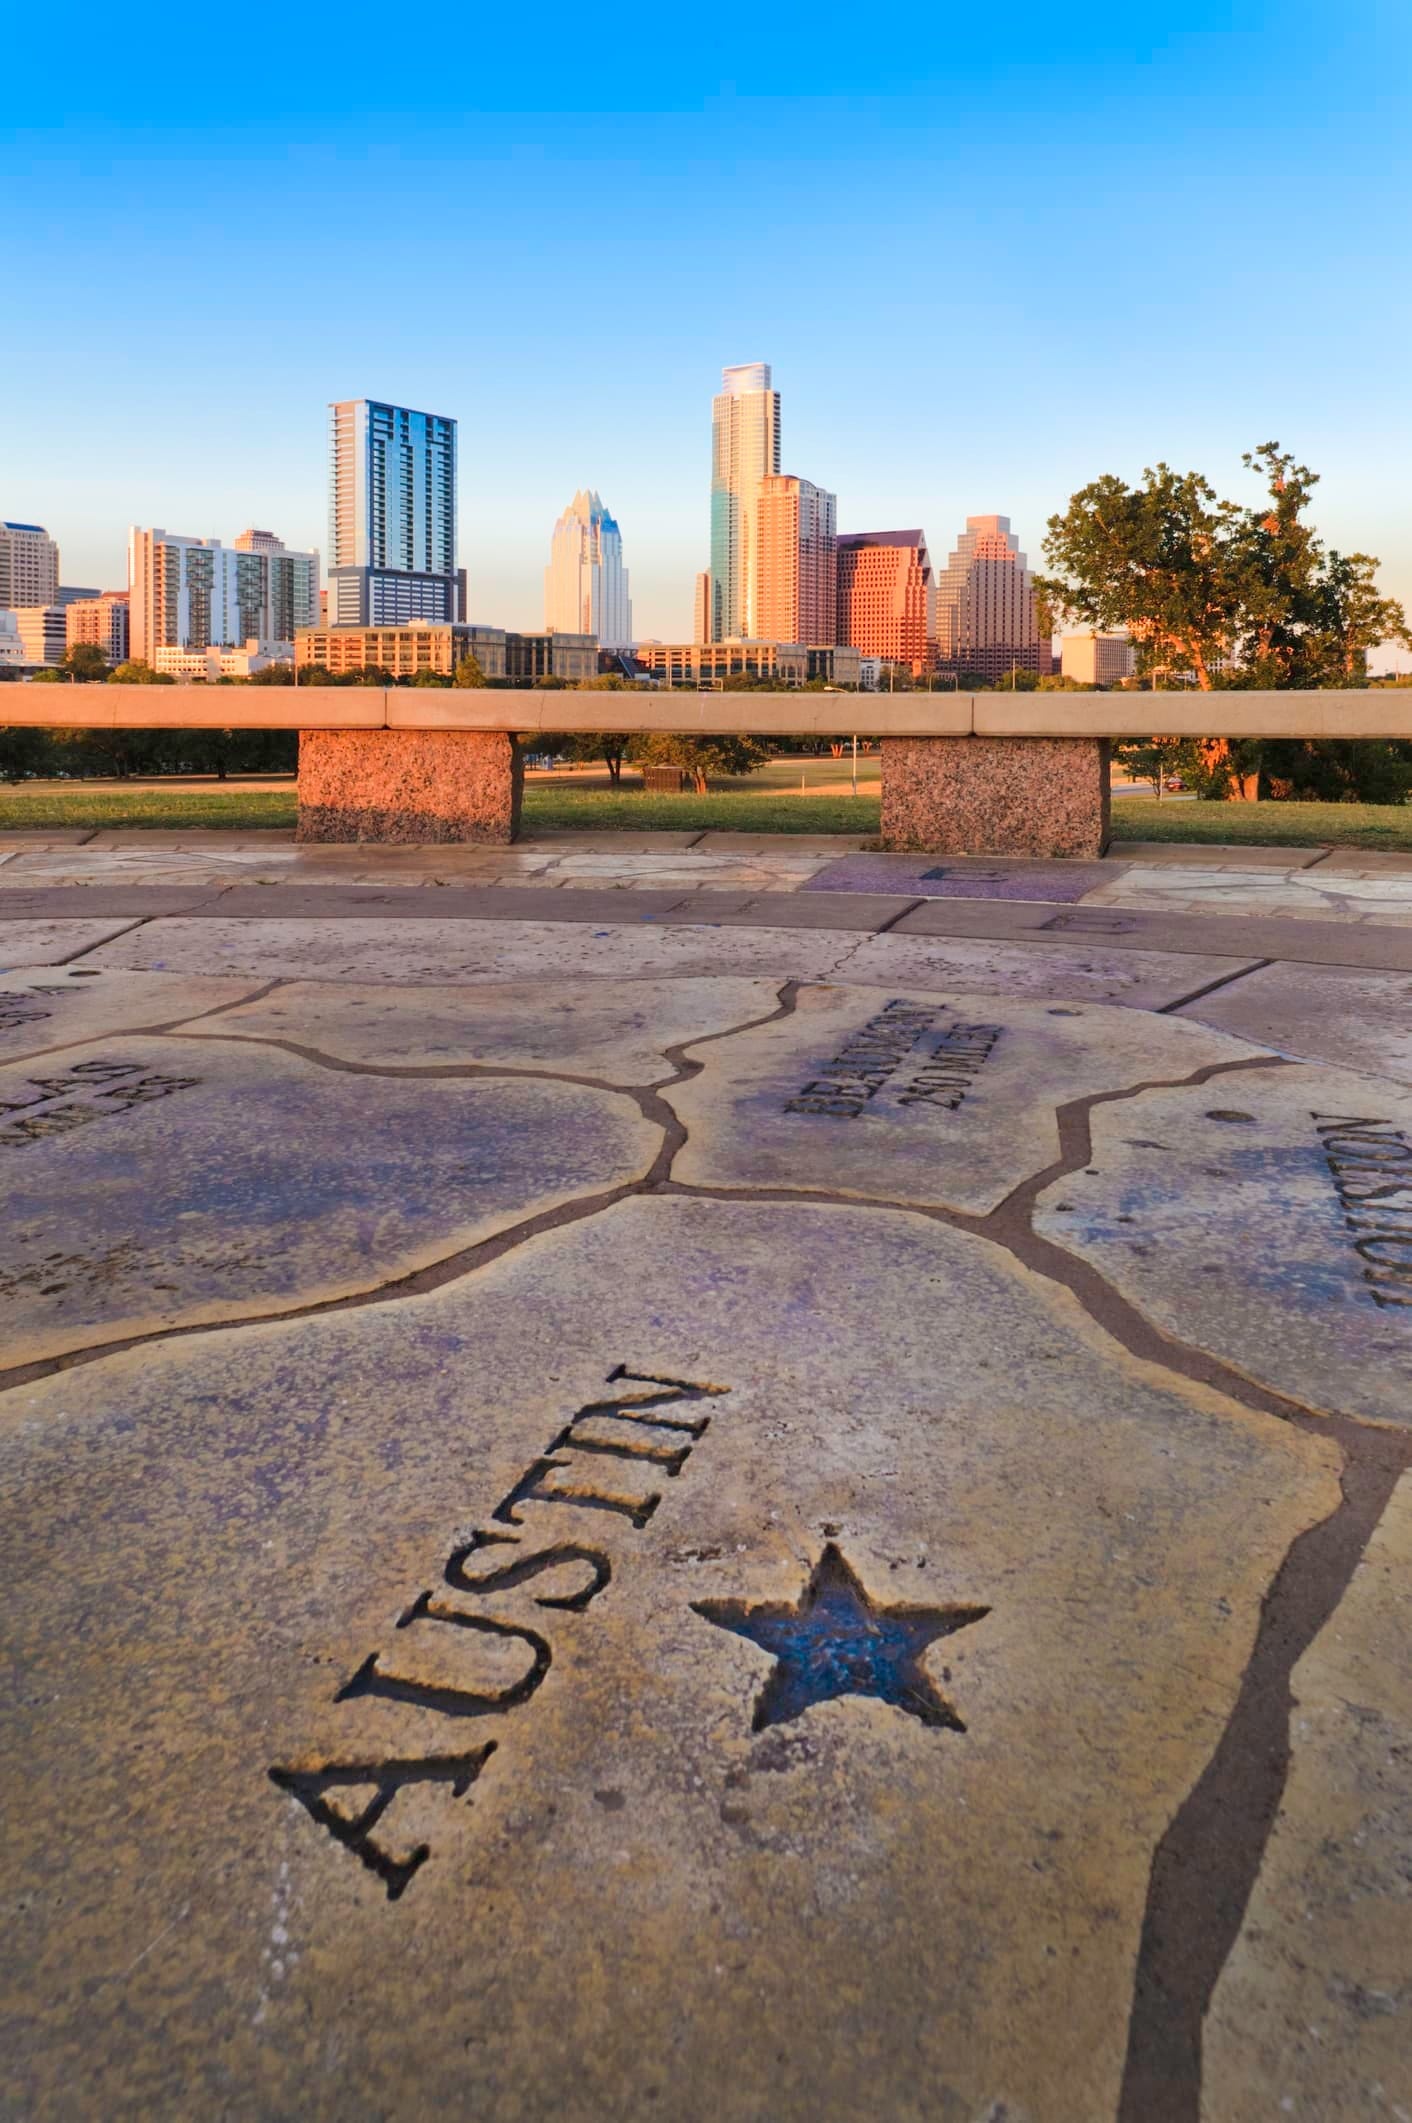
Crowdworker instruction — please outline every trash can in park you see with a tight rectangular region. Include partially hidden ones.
[642,765,685,794]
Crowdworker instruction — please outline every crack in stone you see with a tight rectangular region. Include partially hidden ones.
[0,980,805,1396]
[1157,957,1272,1016]
[0,976,287,1067]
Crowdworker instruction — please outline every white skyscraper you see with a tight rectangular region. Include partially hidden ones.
[544,490,632,646]
[128,528,319,662]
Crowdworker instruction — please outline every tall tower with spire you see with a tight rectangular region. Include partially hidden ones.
[544,490,632,646]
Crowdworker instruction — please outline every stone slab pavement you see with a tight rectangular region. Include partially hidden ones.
[2,835,1410,2119]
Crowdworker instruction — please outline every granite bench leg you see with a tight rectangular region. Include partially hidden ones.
[296,730,522,844]
[881,735,1111,858]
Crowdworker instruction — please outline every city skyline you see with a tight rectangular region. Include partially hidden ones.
[5,0,1409,666]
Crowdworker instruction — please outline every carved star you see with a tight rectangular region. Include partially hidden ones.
[693,1542,989,1733]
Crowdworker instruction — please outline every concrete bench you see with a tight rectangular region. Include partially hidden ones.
[6,686,1407,856]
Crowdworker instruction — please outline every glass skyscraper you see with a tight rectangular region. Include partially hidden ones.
[327,400,464,627]
[708,363,780,640]
[544,489,632,646]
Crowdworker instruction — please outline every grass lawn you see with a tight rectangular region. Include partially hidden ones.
[0,784,301,830]
[1109,798,1412,850]
[3,777,1411,851]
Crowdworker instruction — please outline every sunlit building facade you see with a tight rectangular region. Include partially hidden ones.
[544,490,631,646]
[327,400,464,627]
[634,638,807,686]
[836,530,934,676]
[0,521,60,609]
[129,528,318,662]
[65,591,130,666]
[1060,632,1135,686]
[708,363,780,640]
[756,475,837,647]
[933,515,1052,681]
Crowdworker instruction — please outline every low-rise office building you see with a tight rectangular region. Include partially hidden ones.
[297,623,482,680]
[506,630,598,684]
[0,611,27,668]
[153,641,287,681]
[10,606,67,667]
[1060,632,1135,686]
[295,624,596,684]
[633,639,809,686]
[804,644,861,686]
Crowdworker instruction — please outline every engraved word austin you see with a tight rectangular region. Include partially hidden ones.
[270,1366,729,1899]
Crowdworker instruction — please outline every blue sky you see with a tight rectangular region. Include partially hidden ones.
[4,0,1409,657]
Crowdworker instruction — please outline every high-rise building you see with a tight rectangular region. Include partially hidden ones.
[66,591,130,666]
[708,362,780,640]
[693,570,711,645]
[756,476,837,646]
[128,529,318,663]
[933,515,1052,681]
[544,490,632,645]
[327,399,463,626]
[836,531,934,676]
[0,521,60,609]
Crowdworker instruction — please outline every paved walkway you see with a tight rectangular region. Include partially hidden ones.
[2,830,1410,2120]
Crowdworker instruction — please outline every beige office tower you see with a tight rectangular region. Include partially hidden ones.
[756,475,838,646]
[709,363,780,639]
[693,570,711,645]
[933,514,1052,681]
[0,521,60,608]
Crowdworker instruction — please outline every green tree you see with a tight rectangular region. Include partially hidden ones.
[0,726,56,780]
[109,660,175,685]
[557,732,630,785]
[57,643,111,683]
[453,654,487,687]
[408,668,452,687]
[1114,737,1205,799]
[1039,465,1243,689]
[626,731,769,794]
[1232,444,1411,687]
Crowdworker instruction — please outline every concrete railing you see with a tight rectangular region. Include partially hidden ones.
[3,685,1408,740]
[6,685,1407,857]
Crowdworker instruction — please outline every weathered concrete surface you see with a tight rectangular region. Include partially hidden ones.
[1203,1472,1412,2121]
[0,1034,656,1363]
[82,915,870,985]
[835,931,1255,1009]
[184,975,783,1084]
[0,965,261,1062]
[1033,1062,1412,1428]
[668,982,1249,1212]
[0,916,142,966]
[881,734,1110,858]
[0,1198,1337,2121]
[1085,862,1412,927]
[1182,960,1412,1085]
[297,729,523,844]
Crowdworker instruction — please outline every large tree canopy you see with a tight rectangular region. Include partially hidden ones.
[1038,444,1409,691]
